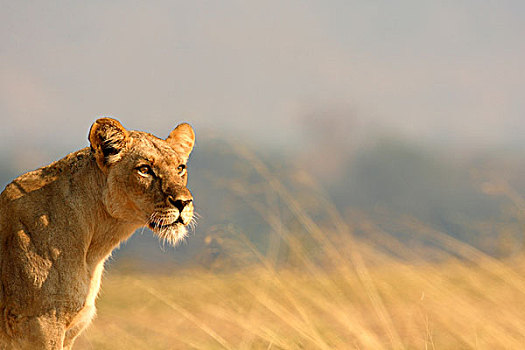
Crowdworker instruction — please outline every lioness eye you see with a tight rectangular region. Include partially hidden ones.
[137,165,152,177]
[177,164,186,175]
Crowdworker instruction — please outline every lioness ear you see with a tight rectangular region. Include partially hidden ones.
[89,117,130,171]
[166,123,195,161]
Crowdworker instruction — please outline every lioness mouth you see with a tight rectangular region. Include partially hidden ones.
[149,221,171,230]
[148,221,176,230]
[148,216,186,231]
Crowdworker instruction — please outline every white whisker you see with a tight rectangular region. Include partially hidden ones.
[147,208,192,248]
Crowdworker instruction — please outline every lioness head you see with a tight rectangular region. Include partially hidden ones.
[89,117,195,245]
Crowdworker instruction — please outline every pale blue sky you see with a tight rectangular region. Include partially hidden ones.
[1,1,524,157]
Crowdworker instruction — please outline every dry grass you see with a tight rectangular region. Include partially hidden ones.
[76,257,525,349]
[76,145,525,349]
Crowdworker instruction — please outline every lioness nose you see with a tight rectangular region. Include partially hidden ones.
[168,196,192,211]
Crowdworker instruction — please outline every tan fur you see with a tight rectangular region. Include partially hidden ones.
[0,118,195,349]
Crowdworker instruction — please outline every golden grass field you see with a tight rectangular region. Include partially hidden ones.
[75,255,525,349]
[76,146,525,349]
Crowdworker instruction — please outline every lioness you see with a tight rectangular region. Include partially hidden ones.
[0,118,195,349]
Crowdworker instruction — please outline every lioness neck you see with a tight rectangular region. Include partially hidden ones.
[59,148,140,268]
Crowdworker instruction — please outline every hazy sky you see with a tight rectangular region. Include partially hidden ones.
[1,1,524,157]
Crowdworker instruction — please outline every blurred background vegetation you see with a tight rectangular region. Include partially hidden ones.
[2,1,525,348]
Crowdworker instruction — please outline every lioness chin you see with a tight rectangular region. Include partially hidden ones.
[0,118,195,349]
